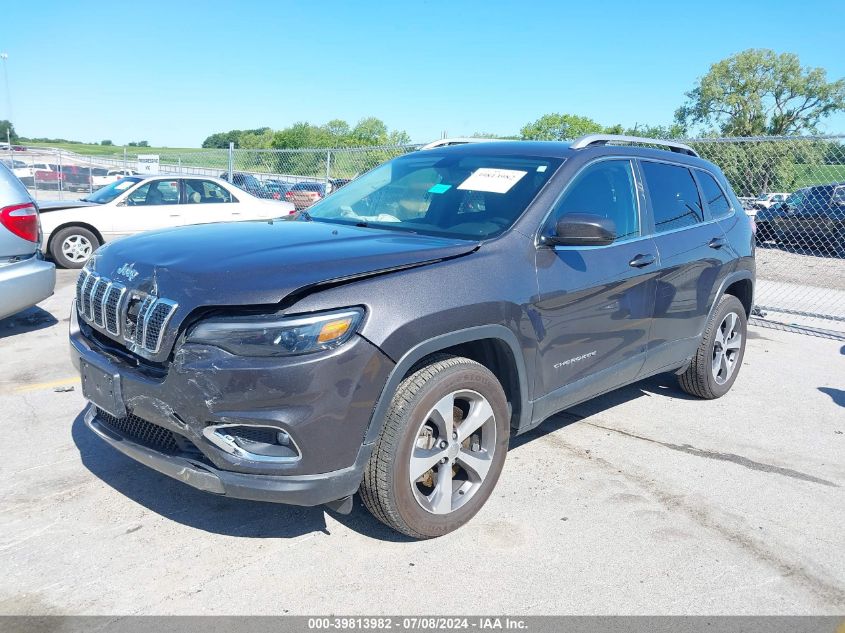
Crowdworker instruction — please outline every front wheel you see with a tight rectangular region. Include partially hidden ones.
[361,355,510,539]
[50,226,100,269]
[679,295,747,399]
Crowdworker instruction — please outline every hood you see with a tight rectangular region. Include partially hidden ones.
[91,219,478,308]
[38,200,99,213]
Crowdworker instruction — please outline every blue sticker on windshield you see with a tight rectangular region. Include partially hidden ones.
[428,183,452,194]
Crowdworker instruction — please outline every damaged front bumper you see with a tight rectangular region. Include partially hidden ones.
[84,404,374,505]
[69,305,394,506]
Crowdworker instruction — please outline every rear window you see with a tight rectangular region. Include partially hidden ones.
[293,182,324,192]
[696,170,732,218]
[641,161,703,232]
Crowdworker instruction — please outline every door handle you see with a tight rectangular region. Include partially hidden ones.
[709,237,726,249]
[629,253,655,268]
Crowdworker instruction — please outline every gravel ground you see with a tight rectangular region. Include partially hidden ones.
[756,244,845,291]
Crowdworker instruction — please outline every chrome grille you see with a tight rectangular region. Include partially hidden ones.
[75,268,178,356]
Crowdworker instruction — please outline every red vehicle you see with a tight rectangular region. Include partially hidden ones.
[284,181,326,209]
[33,166,92,191]
[34,169,63,190]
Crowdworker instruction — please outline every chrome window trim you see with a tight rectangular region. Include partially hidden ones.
[534,156,644,248]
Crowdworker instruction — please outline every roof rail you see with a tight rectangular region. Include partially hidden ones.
[570,134,699,157]
[419,137,505,150]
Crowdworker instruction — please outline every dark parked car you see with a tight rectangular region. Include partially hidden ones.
[328,178,352,192]
[261,179,294,200]
[70,135,754,538]
[219,172,275,200]
[755,183,845,255]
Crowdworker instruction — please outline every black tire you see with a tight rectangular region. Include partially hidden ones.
[361,354,510,539]
[679,295,747,399]
[754,222,771,244]
[49,226,100,269]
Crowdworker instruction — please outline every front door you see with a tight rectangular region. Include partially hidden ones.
[533,158,658,418]
[110,179,182,239]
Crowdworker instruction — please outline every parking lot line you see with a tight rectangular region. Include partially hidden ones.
[10,376,80,394]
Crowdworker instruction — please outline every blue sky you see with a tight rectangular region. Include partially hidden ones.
[2,0,844,147]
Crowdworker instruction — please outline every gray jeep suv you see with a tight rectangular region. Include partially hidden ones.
[70,135,754,538]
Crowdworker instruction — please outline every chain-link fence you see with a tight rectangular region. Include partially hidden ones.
[687,136,845,333]
[3,136,843,332]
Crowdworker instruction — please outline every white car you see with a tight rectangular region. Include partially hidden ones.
[749,192,789,215]
[38,175,295,268]
[92,168,139,189]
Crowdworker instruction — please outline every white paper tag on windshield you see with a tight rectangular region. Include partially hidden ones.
[457,168,527,194]
[114,181,134,191]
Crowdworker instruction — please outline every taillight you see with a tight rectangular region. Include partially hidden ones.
[285,191,293,198]
[0,202,39,242]
[273,192,281,200]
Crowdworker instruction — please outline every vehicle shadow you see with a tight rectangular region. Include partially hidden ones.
[0,306,58,339]
[818,387,845,408]
[71,409,416,542]
[71,410,330,539]
[510,372,690,450]
[70,371,695,543]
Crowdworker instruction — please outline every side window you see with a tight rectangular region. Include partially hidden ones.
[126,180,180,206]
[185,179,233,204]
[549,160,640,241]
[697,170,732,218]
[641,161,703,232]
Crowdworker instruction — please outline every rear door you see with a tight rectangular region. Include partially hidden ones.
[638,160,734,374]
[533,158,658,412]
[182,178,261,223]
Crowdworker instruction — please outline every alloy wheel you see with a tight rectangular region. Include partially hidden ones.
[712,311,742,385]
[408,389,497,515]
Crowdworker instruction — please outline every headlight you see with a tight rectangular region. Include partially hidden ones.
[187,308,364,357]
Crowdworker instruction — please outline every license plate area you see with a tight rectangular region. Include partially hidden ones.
[80,360,126,418]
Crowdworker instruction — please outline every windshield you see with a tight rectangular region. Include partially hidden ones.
[82,177,143,204]
[755,194,770,200]
[304,152,562,239]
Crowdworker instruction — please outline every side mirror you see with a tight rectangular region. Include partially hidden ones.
[545,213,616,247]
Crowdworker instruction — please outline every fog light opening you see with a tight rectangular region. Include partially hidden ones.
[202,424,301,463]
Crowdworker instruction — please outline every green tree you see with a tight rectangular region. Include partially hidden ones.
[676,49,845,137]
[520,113,603,141]
[100,139,113,146]
[0,120,17,143]
[621,123,687,138]
[351,117,389,145]
[322,119,351,142]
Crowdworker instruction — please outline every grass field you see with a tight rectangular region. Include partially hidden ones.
[24,141,197,158]
[792,164,845,188]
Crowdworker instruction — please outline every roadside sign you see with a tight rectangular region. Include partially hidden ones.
[137,154,160,175]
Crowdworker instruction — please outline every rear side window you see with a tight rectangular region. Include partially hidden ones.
[697,170,732,218]
[641,161,703,232]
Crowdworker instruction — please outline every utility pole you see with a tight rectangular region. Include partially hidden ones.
[0,53,12,125]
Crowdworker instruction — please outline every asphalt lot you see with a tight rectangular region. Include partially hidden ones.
[0,269,843,615]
